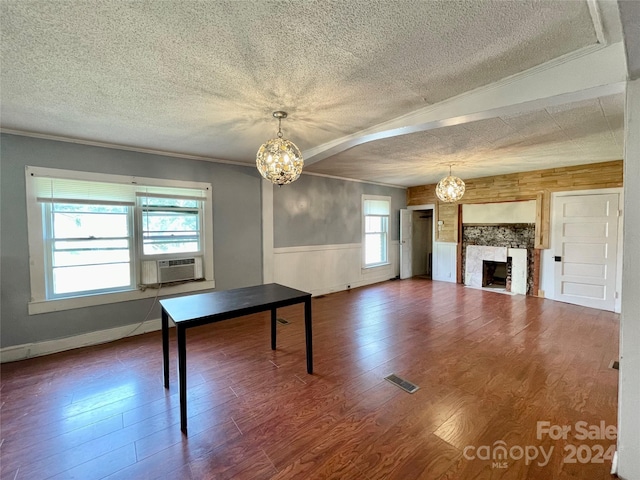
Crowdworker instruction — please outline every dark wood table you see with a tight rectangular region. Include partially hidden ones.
[160,283,312,434]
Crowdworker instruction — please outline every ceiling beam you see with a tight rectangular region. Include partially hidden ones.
[304,42,627,166]
[618,0,640,80]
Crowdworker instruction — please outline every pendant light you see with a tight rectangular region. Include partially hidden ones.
[256,111,304,185]
[435,165,465,202]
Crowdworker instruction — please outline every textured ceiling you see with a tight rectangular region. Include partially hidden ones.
[307,93,625,186]
[0,0,628,187]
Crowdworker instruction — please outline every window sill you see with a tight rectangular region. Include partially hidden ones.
[362,262,391,271]
[28,280,216,315]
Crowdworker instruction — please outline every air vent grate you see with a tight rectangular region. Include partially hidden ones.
[384,374,419,394]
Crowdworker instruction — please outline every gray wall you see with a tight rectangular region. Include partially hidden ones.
[273,173,406,248]
[0,134,263,348]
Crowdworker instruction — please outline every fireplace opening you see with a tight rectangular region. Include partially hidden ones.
[482,259,512,290]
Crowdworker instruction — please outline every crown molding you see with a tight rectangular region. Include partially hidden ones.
[0,128,251,168]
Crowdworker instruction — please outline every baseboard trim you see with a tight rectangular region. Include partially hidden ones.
[0,318,162,363]
[309,274,396,297]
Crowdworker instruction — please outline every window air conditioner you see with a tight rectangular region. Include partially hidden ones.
[141,257,203,285]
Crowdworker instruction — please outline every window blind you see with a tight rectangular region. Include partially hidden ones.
[364,199,390,216]
[33,176,206,205]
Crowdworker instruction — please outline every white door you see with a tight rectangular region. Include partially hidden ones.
[553,193,619,311]
[400,209,412,279]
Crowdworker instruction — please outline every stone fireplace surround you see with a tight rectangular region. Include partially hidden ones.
[461,224,536,295]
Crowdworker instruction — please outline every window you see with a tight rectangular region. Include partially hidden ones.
[26,166,214,310]
[138,195,202,256]
[43,202,134,297]
[363,195,390,267]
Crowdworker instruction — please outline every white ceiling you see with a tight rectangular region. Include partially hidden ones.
[0,0,632,187]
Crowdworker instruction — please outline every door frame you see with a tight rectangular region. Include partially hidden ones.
[406,204,436,279]
[400,209,412,279]
[540,187,623,313]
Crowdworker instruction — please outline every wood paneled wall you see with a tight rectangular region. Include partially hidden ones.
[408,161,623,205]
[408,161,623,245]
[435,203,459,243]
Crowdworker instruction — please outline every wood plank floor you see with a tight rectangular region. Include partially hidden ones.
[0,279,619,479]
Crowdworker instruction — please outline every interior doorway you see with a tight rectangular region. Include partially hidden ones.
[412,210,433,278]
[400,205,435,280]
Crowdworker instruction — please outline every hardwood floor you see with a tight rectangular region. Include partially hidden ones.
[0,279,619,479]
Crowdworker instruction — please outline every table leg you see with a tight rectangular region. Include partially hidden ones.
[271,308,277,350]
[177,325,188,434]
[162,308,169,388]
[304,298,313,374]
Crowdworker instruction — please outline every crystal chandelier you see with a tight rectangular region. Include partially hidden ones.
[256,111,304,185]
[435,165,465,202]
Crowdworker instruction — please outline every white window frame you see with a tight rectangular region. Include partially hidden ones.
[136,193,204,261]
[25,166,215,315]
[42,201,137,299]
[362,194,391,269]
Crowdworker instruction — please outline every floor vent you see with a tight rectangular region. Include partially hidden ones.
[277,318,290,325]
[384,374,419,394]
[609,360,620,370]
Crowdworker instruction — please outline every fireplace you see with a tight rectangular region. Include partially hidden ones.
[462,223,535,295]
[464,245,527,295]
[482,259,511,290]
